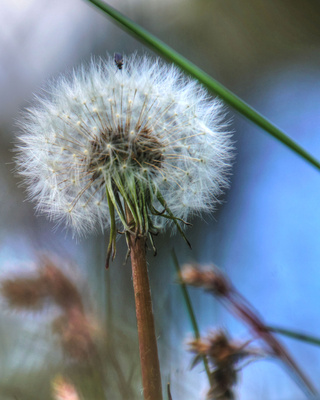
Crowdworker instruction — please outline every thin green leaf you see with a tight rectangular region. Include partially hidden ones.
[267,326,320,347]
[85,0,320,171]
[171,249,212,384]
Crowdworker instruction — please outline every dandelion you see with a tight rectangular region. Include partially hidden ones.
[16,54,232,257]
[16,54,233,400]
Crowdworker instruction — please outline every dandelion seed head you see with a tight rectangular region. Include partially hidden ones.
[16,55,233,236]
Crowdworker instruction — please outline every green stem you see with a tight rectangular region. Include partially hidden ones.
[171,249,212,385]
[85,0,320,171]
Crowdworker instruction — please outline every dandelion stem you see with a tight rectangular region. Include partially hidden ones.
[125,205,163,400]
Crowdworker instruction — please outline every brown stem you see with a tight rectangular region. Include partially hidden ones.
[126,209,163,400]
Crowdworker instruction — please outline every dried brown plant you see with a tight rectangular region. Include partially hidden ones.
[0,255,100,364]
[181,263,317,397]
[1,276,47,310]
[188,330,261,400]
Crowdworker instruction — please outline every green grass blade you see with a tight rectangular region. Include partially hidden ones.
[85,0,320,171]
[267,326,320,347]
[171,249,212,384]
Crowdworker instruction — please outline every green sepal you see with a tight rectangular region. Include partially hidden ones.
[156,190,192,249]
[105,186,116,269]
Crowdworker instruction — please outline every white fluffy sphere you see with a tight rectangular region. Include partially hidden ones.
[16,55,233,236]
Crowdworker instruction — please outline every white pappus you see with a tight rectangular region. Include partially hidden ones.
[16,54,233,245]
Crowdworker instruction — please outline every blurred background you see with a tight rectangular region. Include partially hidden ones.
[1,0,320,399]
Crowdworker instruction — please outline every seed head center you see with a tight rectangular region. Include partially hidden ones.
[88,126,163,180]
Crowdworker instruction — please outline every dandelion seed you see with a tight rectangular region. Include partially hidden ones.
[16,55,233,259]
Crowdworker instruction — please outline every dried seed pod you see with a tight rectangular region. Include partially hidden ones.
[1,276,47,310]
